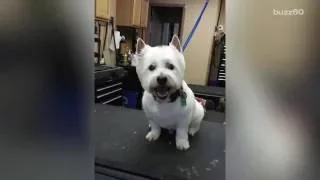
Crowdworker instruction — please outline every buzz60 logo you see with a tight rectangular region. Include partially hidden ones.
[273,9,304,16]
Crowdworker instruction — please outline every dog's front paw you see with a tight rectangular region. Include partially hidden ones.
[145,131,160,142]
[176,139,190,151]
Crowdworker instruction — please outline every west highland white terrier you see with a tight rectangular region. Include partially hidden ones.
[135,35,205,151]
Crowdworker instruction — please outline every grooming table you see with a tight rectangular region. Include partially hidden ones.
[188,84,225,98]
[94,104,225,180]
[188,84,225,112]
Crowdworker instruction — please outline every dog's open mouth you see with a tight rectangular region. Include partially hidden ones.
[153,86,171,99]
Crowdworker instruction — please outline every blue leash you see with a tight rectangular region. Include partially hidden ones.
[182,0,209,52]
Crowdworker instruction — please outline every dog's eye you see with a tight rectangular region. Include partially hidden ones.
[167,63,175,70]
[148,64,156,71]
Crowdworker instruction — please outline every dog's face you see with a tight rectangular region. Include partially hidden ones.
[135,35,186,101]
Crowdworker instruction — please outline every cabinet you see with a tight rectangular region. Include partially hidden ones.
[116,0,149,27]
[95,0,109,19]
[140,0,149,27]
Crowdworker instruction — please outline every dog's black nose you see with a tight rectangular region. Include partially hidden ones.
[157,76,167,85]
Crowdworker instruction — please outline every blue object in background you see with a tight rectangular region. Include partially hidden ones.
[123,90,139,108]
[182,0,209,52]
[208,80,219,86]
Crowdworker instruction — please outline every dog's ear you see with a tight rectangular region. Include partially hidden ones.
[136,38,147,55]
[169,35,182,52]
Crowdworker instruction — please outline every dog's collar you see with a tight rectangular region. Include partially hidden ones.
[169,87,187,105]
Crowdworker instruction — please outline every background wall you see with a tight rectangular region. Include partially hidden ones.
[151,0,223,85]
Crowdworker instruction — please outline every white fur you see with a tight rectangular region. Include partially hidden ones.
[135,36,205,151]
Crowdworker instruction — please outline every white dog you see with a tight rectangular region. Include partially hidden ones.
[135,35,205,151]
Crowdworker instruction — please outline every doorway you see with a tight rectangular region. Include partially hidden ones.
[147,4,184,46]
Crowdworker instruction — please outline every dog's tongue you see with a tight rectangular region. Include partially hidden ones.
[157,87,169,97]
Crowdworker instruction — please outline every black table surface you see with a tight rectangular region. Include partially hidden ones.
[188,84,225,97]
[94,104,225,180]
